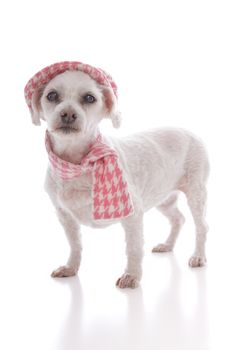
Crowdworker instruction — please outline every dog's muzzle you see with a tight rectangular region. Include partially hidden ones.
[57,107,79,133]
[60,107,77,125]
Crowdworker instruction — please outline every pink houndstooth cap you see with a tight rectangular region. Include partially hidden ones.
[24,61,118,113]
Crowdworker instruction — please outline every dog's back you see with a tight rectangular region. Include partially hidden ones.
[109,128,209,209]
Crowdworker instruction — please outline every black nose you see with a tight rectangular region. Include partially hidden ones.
[60,110,77,124]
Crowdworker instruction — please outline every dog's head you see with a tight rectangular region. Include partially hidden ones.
[25,62,121,140]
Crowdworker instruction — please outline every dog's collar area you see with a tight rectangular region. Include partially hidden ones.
[45,131,103,173]
[45,131,134,220]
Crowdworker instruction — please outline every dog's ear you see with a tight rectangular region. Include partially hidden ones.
[102,88,121,128]
[30,88,44,126]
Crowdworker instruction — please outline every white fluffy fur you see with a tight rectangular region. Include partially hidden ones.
[32,70,209,288]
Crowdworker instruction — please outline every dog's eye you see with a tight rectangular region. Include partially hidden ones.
[83,94,96,104]
[46,91,59,102]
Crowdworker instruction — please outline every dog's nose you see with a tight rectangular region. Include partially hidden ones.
[60,110,77,124]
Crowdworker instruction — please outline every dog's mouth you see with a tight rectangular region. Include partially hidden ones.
[56,126,79,134]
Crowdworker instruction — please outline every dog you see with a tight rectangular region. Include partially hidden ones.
[25,62,209,288]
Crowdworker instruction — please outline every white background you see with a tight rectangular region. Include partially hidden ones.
[0,1,228,349]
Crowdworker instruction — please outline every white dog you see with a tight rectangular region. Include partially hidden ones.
[25,62,209,288]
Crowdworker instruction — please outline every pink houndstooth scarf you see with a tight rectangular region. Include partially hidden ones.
[45,131,134,221]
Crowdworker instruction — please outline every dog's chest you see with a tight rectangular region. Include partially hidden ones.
[46,170,109,228]
[59,177,93,221]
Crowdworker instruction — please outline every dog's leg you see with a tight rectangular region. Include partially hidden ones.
[51,208,82,278]
[152,192,185,253]
[116,213,144,289]
[185,184,208,267]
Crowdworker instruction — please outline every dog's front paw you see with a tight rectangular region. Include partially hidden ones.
[116,273,139,289]
[51,265,76,278]
[188,255,207,268]
[152,243,173,253]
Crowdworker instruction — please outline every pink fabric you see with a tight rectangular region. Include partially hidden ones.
[24,61,118,112]
[45,132,134,221]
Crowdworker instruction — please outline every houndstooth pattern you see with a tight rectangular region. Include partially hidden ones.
[24,61,118,111]
[45,132,134,221]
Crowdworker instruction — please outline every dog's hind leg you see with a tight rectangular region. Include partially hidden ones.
[183,138,209,267]
[185,183,208,267]
[152,191,185,253]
